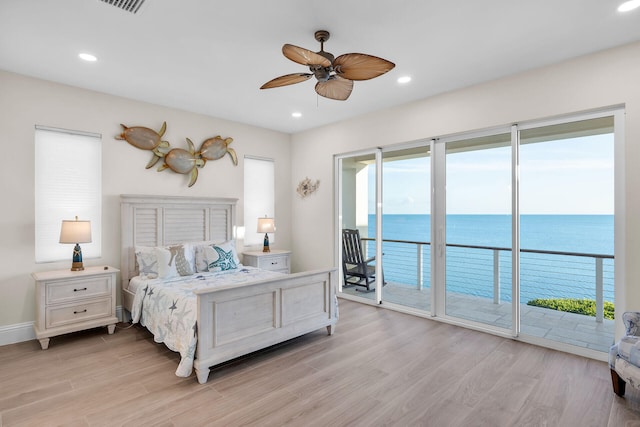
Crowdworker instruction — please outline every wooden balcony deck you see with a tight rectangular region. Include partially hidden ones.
[341,281,615,353]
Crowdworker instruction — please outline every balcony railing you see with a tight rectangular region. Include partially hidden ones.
[360,237,614,322]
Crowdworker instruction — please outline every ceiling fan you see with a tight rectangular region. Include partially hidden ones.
[260,30,395,101]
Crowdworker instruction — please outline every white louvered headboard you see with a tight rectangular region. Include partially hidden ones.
[120,194,237,290]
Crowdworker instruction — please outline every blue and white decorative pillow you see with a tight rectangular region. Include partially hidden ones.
[201,240,240,272]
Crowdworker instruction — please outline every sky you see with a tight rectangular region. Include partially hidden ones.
[369,133,614,215]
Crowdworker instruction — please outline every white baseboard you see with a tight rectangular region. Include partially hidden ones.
[0,321,35,346]
[0,305,125,346]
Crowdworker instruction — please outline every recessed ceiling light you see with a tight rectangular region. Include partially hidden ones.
[78,53,97,62]
[291,112,302,118]
[397,76,412,84]
[618,0,640,12]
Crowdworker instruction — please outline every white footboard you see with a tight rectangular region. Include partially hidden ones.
[192,269,338,384]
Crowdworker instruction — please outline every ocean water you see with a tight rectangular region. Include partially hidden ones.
[365,214,614,303]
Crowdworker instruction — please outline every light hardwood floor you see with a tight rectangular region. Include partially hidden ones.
[1,299,640,426]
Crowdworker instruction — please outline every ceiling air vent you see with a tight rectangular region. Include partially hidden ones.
[98,0,147,14]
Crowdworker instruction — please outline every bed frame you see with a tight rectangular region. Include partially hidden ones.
[120,194,337,383]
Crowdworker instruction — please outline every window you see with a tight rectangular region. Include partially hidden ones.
[243,156,275,246]
[35,126,102,263]
[336,108,623,357]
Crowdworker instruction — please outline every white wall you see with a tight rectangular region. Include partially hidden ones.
[290,42,640,336]
[0,70,291,330]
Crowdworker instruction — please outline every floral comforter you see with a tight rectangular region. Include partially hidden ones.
[131,266,284,377]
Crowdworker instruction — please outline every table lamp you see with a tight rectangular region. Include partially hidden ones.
[59,216,92,271]
[257,216,275,252]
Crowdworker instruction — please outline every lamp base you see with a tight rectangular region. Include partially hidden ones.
[70,261,84,271]
[263,233,270,252]
[70,243,84,271]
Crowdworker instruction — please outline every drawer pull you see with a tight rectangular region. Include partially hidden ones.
[271,261,278,265]
[74,287,87,292]
[73,309,87,314]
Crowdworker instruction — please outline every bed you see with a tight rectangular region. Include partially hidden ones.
[120,194,338,384]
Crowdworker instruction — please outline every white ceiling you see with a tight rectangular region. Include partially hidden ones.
[1,0,639,134]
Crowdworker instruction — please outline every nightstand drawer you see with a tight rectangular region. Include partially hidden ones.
[46,276,112,304]
[243,250,291,274]
[261,255,289,271]
[46,298,112,328]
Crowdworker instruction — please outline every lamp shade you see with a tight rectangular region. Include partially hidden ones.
[257,217,275,233]
[59,218,92,244]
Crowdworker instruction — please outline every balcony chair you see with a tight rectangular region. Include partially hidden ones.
[341,229,384,292]
[609,311,640,396]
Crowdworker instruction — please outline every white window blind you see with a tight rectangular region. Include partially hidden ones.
[35,126,102,263]
[244,156,275,246]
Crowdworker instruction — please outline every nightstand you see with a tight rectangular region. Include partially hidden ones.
[243,250,291,274]
[32,266,119,350]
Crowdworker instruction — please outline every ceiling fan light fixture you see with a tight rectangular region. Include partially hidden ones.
[312,66,331,82]
[291,112,302,118]
[260,30,395,101]
[397,76,412,84]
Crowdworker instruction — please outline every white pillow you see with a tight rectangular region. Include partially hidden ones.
[135,246,159,279]
[155,243,195,278]
[200,240,240,272]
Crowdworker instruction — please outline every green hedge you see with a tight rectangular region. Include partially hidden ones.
[526,298,614,320]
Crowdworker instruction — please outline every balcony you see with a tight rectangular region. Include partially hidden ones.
[341,237,615,353]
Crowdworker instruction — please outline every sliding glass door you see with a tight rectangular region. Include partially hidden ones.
[380,144,431,311]
[518,117,615,351]
[337,144,431,308]
[440,131,513,332]
[338,151,382,301]
[336,108,622,355]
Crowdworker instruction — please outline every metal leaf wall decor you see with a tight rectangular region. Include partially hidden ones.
[115,121,237,187]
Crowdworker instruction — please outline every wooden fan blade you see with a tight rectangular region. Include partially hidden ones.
[333,53,395,81]
[315,76,354,101]
[282,44,331,67]
[260,73,313,89]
